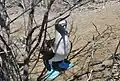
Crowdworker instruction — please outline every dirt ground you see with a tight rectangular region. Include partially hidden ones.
[7,0,120,81]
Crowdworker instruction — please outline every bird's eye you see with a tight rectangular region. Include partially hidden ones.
[60,23,66,27]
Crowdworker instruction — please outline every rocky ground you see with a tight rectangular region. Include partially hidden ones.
[5,0,120,81]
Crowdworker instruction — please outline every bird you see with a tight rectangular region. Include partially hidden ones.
[42,18,72,71]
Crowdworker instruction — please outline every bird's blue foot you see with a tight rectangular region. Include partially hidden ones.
[51,59,73,71]
[58,59,73,70]
[43,60,73,80]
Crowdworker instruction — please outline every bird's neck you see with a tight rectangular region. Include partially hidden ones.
[54,30,69,47]
[55,30,67,41]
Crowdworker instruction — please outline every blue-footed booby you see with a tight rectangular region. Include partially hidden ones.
[43,18,72,71]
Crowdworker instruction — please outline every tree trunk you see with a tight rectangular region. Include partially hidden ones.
[0,0,10,80]
[23,0,35,81]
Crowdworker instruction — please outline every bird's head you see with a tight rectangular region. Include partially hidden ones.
[55,18,68,35]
